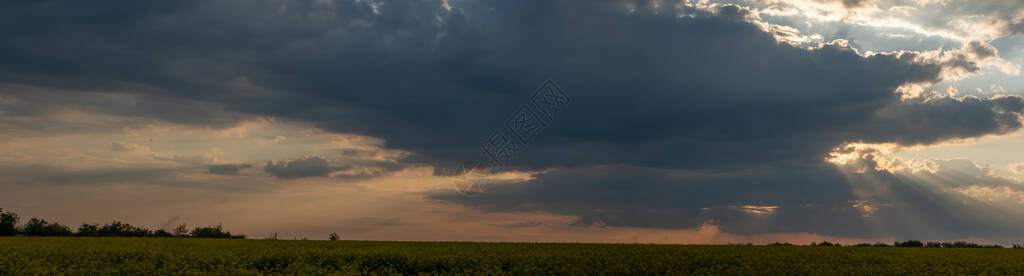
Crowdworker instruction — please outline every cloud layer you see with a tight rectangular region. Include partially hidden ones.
[2,0,1024,242]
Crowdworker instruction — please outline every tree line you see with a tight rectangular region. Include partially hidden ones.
[0,208,244,239]
[4,207,1020,245]
[767,240,1016,248]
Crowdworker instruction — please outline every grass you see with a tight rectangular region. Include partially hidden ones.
[3,237,1024,274]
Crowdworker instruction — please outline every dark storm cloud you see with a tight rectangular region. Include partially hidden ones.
[249,0,1011,173]
[3,0,1024,240]
[865,95,1024,145]
[0,0,1011,171]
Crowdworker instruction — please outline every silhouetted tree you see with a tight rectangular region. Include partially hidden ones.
[0,208,18,236]
[925,242,942,248]
[190,224,245,239]
[329,232,340,241]
[894,240,924,247]
[97,221,151,237]
[22,218,73,236]
[172,224,189,237]
[77,224,99,236]
[22,218,45,235]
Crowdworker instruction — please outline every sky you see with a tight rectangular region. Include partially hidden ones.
[3,0,1024,244]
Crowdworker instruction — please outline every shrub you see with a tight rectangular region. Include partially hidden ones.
[813,241,840,247]
[152,229,175,238]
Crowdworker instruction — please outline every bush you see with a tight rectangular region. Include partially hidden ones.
[812,241,841,247]
[152,229,175,237]
[173,224,189,237]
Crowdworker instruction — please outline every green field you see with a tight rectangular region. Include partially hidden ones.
[2,237,1024,274]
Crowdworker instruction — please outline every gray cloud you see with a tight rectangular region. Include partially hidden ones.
[1009,20,1024,35]
[262,151,410,179]
[0,165,177,187]
[108,142,147,152]
[966,41,999,59]
[0,164,282,193]
[153,154,214,166]
[207,164,252,175]
[264,156,339,179]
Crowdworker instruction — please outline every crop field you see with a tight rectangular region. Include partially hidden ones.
[2,237,1024,274]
